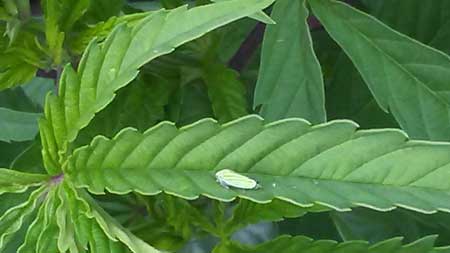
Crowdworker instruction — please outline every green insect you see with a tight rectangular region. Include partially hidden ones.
[215,169,260,190]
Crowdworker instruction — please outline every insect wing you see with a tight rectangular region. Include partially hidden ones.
[216,169,258,189]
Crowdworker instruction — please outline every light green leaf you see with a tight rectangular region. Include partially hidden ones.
[203,63,248,123]
[0,26,44,90]
[67,115,450,214]
[0,62,37,91]
[81,191,160,253]
[0,107,41,142]
[212,235,450,253]
[309,0,450,141]
[211,0,274,24]
[17,187,59,253]
[40,0,275,175]
[248,11,274,25]
[254,0,326,123]
[41,0,90,45]
[0,168,49,194]
[0,186,45,251]
[56,182,133,253]
[42,0,65,65]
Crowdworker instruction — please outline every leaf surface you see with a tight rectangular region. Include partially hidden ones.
[310,0,450,140]
[223,199,307,236]
[39,0,275,174]
[67,115,450,214]
[0,169,49,194]
[212,235,450,253]
[0,186,45,250]
[254,0,326,123]
[0,108,41,142]
[203,63,248,123]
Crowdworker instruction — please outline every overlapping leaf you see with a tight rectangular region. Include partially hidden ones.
[212,235,450,253]
[309,0,450,141]
[331,208,450,245]
[67,115,450,214]
[17,187,59,253]
[73,72,177,149]
[0,169,49,194]
[362,0,450,52]
[3,181,157,253]
[254,0,326,123]
[55,182,154,253]
[39,0,275,175]
[69,13,147,54]
[223,199,308,236]
[203,63,248,123]
[0,186,45,251]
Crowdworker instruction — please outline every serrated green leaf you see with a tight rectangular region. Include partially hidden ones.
[325,53,398,129]
[0,168,49,194]
[254,0,326,123]
[40,0,275,175]
[362,0,450,52]
[331,208,450,246]
[35,188,60,253]
[0,25,44,90]
[176,81,214,125]
[56,183,84,252]
[223,199,307,236]
[73,71,177,149]
[211,0,274,24]
[17,187,58,253]
[309,0,450,141]
[67,115,450,214]
[203,63,248,123]
[56,182,134,253]
[81,191,160,253]
[84,0,125,22]
[212,235,449,253]
[41,0,89,43]
[0,186,45,251]
[42,0,65,65]
[0,62,37,91]
[69,13,147,54]
[0,107,41,142]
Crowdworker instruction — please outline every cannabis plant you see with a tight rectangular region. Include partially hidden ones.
[1,0,450,252]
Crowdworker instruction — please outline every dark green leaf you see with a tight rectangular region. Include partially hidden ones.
[310,0,450,140]
[212,235,449,253]
[203,63,248,122]
[254,0,326,123]
[0,108,41,142]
